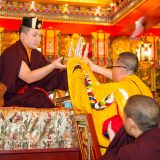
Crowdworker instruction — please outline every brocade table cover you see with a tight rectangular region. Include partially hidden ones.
[0,107,79,150]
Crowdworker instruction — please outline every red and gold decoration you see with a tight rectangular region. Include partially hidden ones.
[91,31,110,83]
[110,35,159,97]
[91,31,110,66]
[111,36,131,62]
[59,34,71,57]
[0,0,146,25]
[42,29,60,62]
[0,30,19,54]
[0,27,4,55]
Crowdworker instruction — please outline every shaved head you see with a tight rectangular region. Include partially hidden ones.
[124,95,160,132]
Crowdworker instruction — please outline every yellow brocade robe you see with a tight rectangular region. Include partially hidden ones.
[67,57,152,154]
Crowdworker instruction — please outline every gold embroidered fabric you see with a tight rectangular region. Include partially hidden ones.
[0,107,79,150]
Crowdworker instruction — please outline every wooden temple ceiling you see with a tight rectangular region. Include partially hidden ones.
[0,0,160,37]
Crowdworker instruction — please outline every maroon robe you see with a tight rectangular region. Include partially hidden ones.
[101,127,160,160]
[100,126,135,160]
[113,127,160,160]
[0,40,68,108]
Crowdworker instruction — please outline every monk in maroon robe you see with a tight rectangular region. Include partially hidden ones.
[101,95,160,160]
[0,17,68,108]
[111,127,160,160]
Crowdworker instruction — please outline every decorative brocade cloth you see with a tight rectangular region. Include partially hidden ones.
[0,107,79,150]
[67,57,153,154]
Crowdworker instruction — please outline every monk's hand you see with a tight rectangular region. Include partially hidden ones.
[52,57,66,70]
[107,121,116,142]
[83,56,96,72]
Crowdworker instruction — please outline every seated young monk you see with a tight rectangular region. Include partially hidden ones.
[102,95,160,160]
[0,17,68,108]
[67,52,152,154]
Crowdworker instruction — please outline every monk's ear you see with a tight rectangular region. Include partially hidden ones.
[20,32,25,40]
[128,117,136,129]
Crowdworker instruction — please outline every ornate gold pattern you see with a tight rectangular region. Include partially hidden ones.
[0,0,146,24]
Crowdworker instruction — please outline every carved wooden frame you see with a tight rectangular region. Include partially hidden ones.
[74,114,101,160]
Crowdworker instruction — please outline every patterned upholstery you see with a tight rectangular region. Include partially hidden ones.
[0,107,79,150]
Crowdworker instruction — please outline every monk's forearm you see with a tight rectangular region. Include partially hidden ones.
[19,61,56,84]
[27,63,57,83]
[92,64,112,80]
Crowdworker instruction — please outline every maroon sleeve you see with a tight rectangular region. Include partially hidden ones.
[100,126,135,160]
[31,69,68,91]
[111,147,132,160]
[31,49,49,69]
[0,43,21,93]
[31,50,68,91]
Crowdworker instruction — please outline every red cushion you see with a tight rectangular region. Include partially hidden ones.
[102,115,123,138]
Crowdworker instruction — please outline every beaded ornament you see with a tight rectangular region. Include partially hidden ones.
[84,73,114,110]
